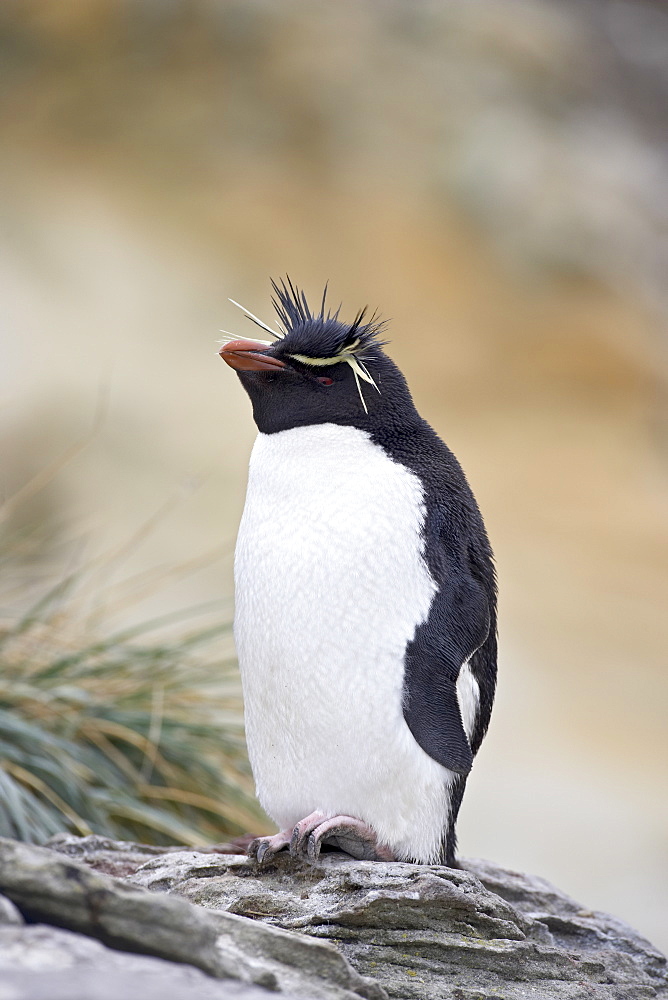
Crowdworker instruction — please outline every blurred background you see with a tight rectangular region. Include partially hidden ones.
[0,0,666,950]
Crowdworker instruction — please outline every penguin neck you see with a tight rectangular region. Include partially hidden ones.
[251,406,424,439]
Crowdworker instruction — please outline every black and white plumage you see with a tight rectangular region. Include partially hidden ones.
[220,279,497,867]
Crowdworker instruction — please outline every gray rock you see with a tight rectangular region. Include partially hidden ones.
[119,846,667,1000]
[0,970,285,1000]
[467,857,668,980]
[0,838,385,1000]
[44,832,185,879]
[0,923,279,998]
[44,831,248,878]
[0,894,23,926]
[8,834,668,1000]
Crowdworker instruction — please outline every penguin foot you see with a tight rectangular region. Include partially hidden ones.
[290,811,396,863]
[247,829,291,865]
[289,810,327,857]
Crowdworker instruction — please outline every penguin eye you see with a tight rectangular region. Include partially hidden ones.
[316,377,333,386]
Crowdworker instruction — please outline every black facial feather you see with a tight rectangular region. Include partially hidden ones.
[270,277,387,361]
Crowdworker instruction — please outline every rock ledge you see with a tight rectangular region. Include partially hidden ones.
[0,834,664,1000]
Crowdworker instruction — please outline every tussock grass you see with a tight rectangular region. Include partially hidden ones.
[0,574,262,846]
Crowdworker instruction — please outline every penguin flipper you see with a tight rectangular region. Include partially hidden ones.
[405,676,473,775]
[402,571,490,776]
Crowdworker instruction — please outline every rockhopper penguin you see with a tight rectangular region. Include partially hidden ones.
[219,279,497,867]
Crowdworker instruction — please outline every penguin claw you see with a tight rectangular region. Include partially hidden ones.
[306,831,323,861]
[247,830,291,865]
[289,811,326,858]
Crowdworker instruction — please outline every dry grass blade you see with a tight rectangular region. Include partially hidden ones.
[0,573,264,846]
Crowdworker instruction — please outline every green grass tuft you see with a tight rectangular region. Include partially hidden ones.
[0,574,263,846]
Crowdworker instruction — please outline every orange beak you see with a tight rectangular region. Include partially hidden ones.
[219,339,287,372]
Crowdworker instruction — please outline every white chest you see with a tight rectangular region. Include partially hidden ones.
[234,423,452,862]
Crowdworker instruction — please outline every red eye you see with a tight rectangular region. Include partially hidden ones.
[317,377,333,386]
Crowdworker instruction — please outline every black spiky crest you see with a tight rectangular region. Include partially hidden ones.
[270,277,387,361]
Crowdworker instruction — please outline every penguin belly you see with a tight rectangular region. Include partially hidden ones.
[235,423,457,862]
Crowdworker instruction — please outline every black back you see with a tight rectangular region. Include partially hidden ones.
[371,418,497,865]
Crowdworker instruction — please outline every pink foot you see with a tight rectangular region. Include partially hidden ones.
[291,811,395,862]
[247,829,291,865]
[249,813,396,866]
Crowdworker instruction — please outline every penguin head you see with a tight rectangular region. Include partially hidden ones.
[219,279,417,434]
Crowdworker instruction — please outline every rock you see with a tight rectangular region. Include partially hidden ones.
[119,848,666,1000]
[68,837,667,1000]
[44,832,249,880]
[0,893,23,926]
[0,923,280,999]
[42,832,185,879]
[0,968,285,1000]
[1,835,665,1000]
[467,857,668,982]
[0,838,385,1000]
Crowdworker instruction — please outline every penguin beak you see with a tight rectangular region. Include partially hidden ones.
[219,339,287,372]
